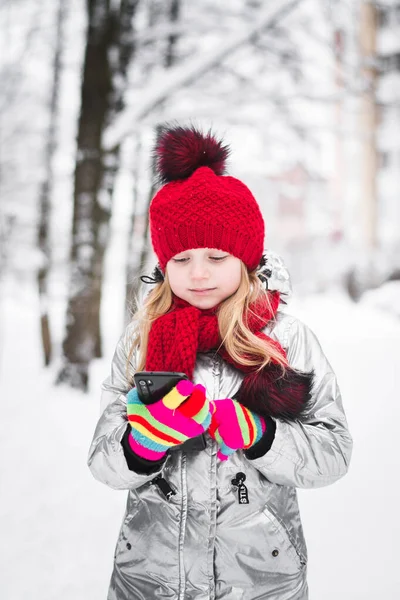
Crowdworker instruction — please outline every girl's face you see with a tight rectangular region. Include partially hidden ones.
[166,247,242,309]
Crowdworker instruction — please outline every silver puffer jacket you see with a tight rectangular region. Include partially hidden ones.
[88,253,353,600]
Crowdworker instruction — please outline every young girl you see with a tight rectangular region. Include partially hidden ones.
[88,125,353,600]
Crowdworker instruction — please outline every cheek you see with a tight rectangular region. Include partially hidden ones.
[222,265,241,290]
[166,265,185,291]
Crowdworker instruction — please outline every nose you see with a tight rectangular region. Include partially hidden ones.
[189,260,210,281]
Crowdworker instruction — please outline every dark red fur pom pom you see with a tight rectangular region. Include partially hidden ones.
[154,124,230,183]
[234,363,314,421]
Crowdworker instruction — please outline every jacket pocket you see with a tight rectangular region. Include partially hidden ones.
[261,503,307,571]
[114,505,140,561]
[113,494,181,582]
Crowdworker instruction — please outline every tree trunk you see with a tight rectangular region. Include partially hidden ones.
[93,0,139,357]
[57,0,138,390]
[124,136,142,321]
[37,0,66,366]
[125,0,181,316]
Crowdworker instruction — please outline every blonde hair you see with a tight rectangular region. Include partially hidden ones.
[126,262,290,384]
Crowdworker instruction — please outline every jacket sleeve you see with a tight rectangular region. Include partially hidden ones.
[87,326,169,490]
[245,316,353,488]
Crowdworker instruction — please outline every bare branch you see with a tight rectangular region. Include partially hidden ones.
[103,0,304,149]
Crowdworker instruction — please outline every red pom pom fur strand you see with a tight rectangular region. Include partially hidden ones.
[154,124,230,183]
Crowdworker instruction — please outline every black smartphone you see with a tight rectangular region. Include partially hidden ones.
[133,371,189,405]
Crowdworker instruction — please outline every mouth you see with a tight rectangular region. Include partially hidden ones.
[189,288,216,294]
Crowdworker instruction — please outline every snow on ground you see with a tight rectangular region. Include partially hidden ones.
[288,290,400,599]
[0,278,126,600]
[1,282,400,599]
[361,280,400,320]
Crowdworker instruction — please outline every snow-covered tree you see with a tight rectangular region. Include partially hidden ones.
[57,0,139,390]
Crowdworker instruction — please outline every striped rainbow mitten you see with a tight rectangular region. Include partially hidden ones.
[126,380,211,461]
[209,398,266,461]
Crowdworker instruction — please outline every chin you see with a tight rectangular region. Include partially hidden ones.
[189,297,219,309]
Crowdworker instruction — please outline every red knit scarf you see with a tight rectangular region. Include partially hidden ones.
[144,292,313,421]
[145,291,285,379]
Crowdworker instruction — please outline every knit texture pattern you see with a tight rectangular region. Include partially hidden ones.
[209,398,266,461]
[149,166,265,271]
[145,292,283,381]
[126,380,212,461]
[145,293,313,421]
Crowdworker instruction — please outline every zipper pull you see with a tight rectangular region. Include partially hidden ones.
[231,472,249,504]
[151,475,176,500]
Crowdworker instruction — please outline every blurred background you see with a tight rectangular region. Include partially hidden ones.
[1,1,399,599]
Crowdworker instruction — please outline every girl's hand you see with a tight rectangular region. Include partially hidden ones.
[126,380,211,461]
[209,398,266,461]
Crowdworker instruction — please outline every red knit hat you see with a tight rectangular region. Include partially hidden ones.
[149,125,265,272]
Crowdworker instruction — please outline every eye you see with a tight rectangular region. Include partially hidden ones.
[172,255,228,263]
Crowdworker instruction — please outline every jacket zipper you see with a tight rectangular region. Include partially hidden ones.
[151,475,176,500]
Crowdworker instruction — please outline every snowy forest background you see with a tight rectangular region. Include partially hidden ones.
[1,1,400,599]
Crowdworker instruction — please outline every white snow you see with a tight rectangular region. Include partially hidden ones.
[361,279,400,319]
[1,284,400,599]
